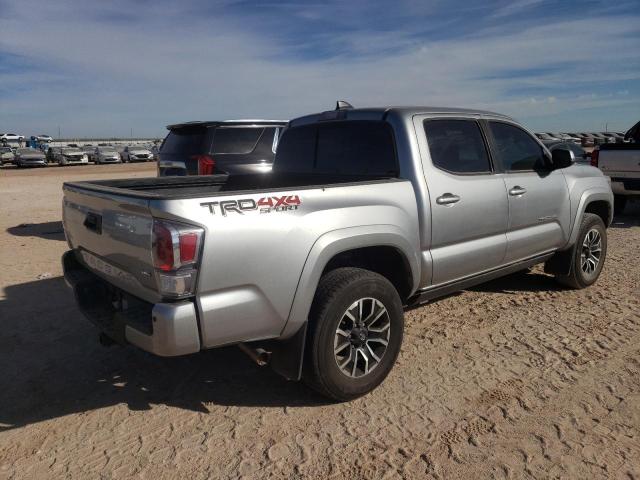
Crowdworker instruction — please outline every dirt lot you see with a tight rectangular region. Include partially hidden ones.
[1,163,639,479]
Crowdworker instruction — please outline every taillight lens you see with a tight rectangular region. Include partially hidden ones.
[153,222,175,272]
[590,148,599,167]
[152,220,204,297]
[179,232,199,263]
[193,154,216,175]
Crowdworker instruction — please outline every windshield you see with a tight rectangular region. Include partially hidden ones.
[100,148,116,153]
[62,148,81,153]
[17,148,39,154]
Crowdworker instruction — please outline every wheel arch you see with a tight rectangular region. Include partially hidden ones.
[567,188,613,247]
[280,225,420,341]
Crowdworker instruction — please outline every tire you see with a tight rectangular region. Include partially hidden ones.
[614,195,627,215]
[304,267,404,401]
[556,213,607,289]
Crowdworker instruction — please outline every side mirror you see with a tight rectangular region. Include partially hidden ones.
[551,148,574,169]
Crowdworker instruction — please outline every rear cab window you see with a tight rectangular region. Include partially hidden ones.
[275,121,398,177]
[212,127,264,154]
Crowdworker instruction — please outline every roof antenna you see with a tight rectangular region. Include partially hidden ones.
[336,100,354,111]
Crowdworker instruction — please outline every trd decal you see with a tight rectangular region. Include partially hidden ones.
[201,195,301,216]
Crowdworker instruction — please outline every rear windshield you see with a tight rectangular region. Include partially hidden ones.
[211,127,263,154]
[274,121,397,176]
[162,127,208,155]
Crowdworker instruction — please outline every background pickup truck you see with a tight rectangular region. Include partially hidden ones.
[62,104,613,401]
[593,120,640,214]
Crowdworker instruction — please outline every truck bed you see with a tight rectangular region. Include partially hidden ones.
[64,173,401,199]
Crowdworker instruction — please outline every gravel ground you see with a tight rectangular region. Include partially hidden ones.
[1,164,639,479]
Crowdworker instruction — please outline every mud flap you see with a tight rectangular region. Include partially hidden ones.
[264,323,308,381]
[544,247,574,276]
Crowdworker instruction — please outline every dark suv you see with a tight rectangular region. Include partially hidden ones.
[157,120,287,176]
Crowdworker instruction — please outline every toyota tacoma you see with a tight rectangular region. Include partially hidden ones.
[62,103,613,400]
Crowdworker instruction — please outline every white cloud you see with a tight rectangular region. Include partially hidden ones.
[492,0,547,19]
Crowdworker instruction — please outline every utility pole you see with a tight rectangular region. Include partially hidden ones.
[58,126,61,139]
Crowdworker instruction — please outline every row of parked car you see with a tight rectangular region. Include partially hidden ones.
[534,131,627,146]
[0,143,157,168]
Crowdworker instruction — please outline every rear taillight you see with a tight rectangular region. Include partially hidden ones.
[590,148,599,167]
[193,154,216,175]
[152,220,204,297]
[179,232,199,264]
[153,222,175,272]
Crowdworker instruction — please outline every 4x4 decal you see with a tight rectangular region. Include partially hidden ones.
[201,195,301,216]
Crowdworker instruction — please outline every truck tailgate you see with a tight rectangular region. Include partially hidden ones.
[599,148,640,174]
[63,183,160,303]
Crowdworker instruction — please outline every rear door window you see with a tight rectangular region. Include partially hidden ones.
[212,127,263,154]
[423,120,491,174]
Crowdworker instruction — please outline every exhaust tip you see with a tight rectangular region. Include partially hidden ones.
[238,343,271,367]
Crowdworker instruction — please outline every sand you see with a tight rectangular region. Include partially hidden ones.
[1,163,639,479]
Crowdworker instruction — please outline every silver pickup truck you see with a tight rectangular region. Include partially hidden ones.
[62,104,613,400]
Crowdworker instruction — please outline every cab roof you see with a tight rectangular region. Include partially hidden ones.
[290,106,514,127]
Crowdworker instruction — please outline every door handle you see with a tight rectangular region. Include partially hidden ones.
[436,193,460,205]
[509,186,527,196]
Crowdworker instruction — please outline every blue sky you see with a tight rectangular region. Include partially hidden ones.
[1,0,639,137]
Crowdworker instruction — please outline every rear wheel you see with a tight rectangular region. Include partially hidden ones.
[556,213,607,289]
[304,267,404,401]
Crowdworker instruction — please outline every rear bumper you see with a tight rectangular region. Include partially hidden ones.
[611,177,640,196]
[19,159,47,166]
[62,250,201,356]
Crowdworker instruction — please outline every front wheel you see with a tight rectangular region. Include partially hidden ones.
[304,267,404,401]
[556,213,607,289]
